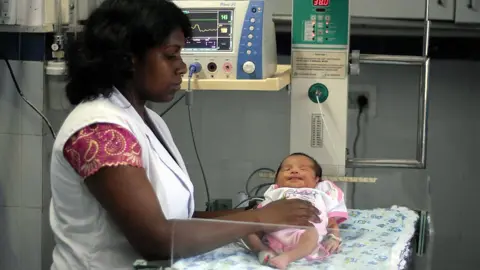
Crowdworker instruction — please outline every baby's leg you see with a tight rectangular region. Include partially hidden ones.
[269,228,319,270]
[244,233,278,265]
[245,233,270,252]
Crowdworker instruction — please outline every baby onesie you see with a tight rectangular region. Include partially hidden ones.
[258,180,348,260]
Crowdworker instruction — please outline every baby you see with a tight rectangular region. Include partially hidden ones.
[246,153,348,269]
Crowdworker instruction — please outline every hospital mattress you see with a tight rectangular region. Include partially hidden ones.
[171,206,419,270]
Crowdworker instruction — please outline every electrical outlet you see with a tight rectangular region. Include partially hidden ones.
[348,85,377,118]
[348,91,370,109]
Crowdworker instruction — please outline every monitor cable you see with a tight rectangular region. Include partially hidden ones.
[1,54,56,139]
[185,63,212,211]
[351,95,368,208]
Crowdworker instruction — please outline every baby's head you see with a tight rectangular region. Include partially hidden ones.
[274,153,322,189]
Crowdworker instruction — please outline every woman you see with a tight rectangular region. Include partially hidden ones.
[49,0,319,269]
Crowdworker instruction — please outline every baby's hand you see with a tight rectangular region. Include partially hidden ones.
[323,236,342,253]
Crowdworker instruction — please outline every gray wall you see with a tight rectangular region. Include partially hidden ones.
[0,52,478,269]
[0,60,49,269]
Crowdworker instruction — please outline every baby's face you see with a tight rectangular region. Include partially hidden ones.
[276,155,319,189]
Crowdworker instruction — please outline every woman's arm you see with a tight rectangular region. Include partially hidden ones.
[86,166,264,260]
[88,168,318,260]
[193,197,260,218]
[64,124,263,260]
[193,209,245,219]
[65,124,318,260]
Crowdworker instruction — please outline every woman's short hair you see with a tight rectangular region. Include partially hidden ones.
[66,0,192,105]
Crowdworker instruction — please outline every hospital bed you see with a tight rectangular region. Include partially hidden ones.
[131,160,433,269]
[132,172,433,270]
[133,201,432,270]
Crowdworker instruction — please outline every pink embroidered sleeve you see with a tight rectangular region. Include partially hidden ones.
[63,123,143,179]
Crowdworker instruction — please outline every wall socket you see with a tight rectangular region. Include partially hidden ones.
[348,85,377,118]
[348,91,370,109]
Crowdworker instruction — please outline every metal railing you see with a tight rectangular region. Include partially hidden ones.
[346,0,431,169]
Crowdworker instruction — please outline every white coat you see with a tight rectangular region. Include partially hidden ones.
[49,89,194,269]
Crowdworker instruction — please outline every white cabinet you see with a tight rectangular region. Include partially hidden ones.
[272,0,455,21]
[431,0,456,20]
[455,0,480,23]
[350,0,454,20]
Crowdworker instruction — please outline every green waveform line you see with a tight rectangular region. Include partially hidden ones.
[191,24,221,32]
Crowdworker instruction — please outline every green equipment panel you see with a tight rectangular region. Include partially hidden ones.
[292,0,349,46]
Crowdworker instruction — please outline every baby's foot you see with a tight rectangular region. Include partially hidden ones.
[269,254,291,270]
[258,250,276,265]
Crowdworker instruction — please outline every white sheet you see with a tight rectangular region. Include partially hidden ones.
[172,206,418,270]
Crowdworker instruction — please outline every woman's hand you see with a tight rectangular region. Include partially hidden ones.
[254,199,321,228]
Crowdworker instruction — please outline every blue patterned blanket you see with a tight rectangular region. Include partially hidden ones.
[171,206,418,270]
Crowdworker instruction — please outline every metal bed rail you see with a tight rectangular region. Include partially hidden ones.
[346,0,431,169]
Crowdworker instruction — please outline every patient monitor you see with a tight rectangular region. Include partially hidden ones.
[173,0,277,79]
[290,0,350,177]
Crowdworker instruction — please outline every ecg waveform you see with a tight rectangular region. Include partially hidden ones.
[190,22,231,38]
[191,24,220,33]
[183,9,233,51]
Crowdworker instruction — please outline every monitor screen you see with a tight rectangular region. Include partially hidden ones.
[183,9,234,52]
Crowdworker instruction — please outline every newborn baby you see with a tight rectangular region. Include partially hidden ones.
[246,153,348,269]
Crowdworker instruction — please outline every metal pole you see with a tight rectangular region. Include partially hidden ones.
[357,54,424,65]
[417,0,431,169]
[346,0,431,169]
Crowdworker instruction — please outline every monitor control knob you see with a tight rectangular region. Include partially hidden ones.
[242,61,256,74]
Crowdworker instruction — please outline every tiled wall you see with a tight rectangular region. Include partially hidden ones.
[0,32,53,270]
[0,60,47,269]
